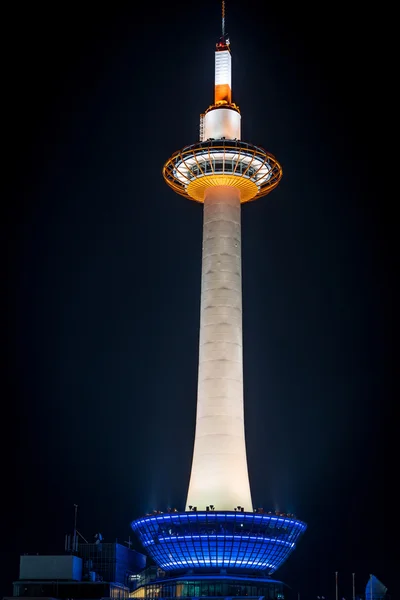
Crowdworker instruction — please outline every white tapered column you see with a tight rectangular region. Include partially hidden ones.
[186,186,253,512]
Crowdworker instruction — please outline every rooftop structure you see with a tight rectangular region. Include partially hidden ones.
[7,539,147,600]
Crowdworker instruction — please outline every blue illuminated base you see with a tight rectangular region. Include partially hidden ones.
[131,511,306,575]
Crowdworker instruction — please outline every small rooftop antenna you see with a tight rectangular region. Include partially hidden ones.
[73,504,78,551]
[73,503,89,547]
[222,0,225,38]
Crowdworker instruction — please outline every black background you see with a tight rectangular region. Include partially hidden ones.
[3,1,395,599]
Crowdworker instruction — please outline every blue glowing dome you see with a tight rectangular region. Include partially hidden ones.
[131,511,306,575]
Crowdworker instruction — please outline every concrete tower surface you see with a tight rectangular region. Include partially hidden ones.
[132,2,306,577]
[187,184,251,512]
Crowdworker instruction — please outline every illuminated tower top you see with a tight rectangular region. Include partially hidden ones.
[199,1,241,144]
[163,3,282,203]
[214,1,232,105]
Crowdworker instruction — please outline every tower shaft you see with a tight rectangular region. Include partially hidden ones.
[186,186,252,512]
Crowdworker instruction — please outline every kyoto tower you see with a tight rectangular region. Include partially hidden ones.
[131,2,306,582]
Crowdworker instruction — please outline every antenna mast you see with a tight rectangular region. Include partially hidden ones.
[73,504,78,551]
[222,0,225,38]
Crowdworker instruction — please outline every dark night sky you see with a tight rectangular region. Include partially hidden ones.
[3,2,395,599]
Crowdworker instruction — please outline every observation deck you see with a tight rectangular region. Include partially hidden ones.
[163,140,282,203]
[131,511,306,575]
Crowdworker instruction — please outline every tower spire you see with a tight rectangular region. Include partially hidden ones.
[214,1,232,106]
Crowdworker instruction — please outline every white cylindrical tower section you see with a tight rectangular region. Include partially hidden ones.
[215,49,231,88]
[215,49,232,104]
[204,107,241,140]
[186,185,253,512]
